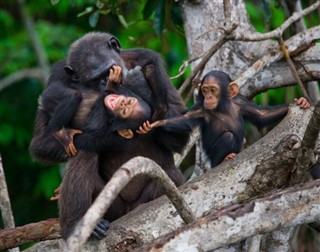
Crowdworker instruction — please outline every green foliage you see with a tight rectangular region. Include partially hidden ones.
[1,0,318,232]
[0,0,189,229]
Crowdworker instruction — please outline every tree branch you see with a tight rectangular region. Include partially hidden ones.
[0,68,45,92]
[0,218,60,251]
[236,26,320,92]
[16,0,49,83]
[24,107,314,252]
[65,157,195,252]
[137,179,320,251]
[290,101,320,185]
[230,1,320,41]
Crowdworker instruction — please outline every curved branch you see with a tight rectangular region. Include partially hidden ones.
[65,156,195,252]
[236,26,320,93]
[230,1,320,41]
[0,68,45,92]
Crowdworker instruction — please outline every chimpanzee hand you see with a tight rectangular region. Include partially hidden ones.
[123,66,144,84]
[293,97,310,109]
[91,219,109,240]
[223,153,236,162]
[136,121,153,134]
[108,65,122,85]
[50,186,60,201]
[52,128,82,157]
[136,120,165,134]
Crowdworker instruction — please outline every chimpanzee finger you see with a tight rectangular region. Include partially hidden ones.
[91,219,109,239]
[69,144,77,156]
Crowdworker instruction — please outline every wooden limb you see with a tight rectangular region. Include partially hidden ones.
[0,155,20,252]
[65,156,196,252]
[230,1,320,41]
[0,155,15,229]
[17,0,49,83]
[24,107,314,252]
[135,180,320,252]
[290,101,320,185]
[237,26,320,90]
[0,68,45,92]
[174,127,200,168]
[0,218,60,250]
[278,36,311,102]
[178,24,237,95]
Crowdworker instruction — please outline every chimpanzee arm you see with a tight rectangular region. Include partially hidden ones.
[235,96,289,129]
[73,129,127,153]
[72,97,128,152]
[121,49,171,119]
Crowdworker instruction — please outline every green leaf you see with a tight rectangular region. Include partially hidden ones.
[50,0,60,5]
[89,10,100,27]
[142,0,159,20]
[154,0,165,36]
[77,6,94,18]
[118,14,128,28]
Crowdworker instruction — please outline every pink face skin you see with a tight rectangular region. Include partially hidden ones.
[201,77,221,110]
[104,94,145,119]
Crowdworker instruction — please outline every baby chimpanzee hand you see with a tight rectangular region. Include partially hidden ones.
[293,97,310,109]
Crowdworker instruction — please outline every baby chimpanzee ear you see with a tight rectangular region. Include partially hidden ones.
[228,82,239,98]
[117,129,134,139]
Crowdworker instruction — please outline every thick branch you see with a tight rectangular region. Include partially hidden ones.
[0,218,60,250]
[0,155,16,229]
[236,26,320,91]
[25,107,314,252]
[137,180,320,251]
[65,157,195,252]
[290,101,320,185]
[239,44,320,98]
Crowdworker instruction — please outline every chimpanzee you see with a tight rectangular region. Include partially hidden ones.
[58,68,189,240]
[29,33,189,239]
[29,32,188,164]
[138,70,310,168]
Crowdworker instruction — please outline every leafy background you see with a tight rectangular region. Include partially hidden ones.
[0,0,318,249]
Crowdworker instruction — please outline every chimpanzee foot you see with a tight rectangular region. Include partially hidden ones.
[91,219,110,240]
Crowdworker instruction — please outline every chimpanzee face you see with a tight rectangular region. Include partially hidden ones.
[104,94,147,120]
[201,77,221,110]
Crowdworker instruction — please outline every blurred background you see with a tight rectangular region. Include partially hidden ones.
[0,0,318,250]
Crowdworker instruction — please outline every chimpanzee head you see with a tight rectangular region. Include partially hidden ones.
[65,32,125,87]
[197,70,239,112]
[104,86,152,139]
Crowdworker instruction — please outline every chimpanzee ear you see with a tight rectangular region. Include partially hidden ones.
[117,129,134,139]
[109,36,121,53]
[228,82,239,98]
[64,66,79,82]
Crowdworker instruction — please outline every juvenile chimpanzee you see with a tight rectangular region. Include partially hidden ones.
[138,70,310,168]
[29,32,188,164]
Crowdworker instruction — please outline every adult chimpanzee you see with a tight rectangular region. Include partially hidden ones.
[29,32,187,164]
[138,70,310,168]
[29,33,189,239]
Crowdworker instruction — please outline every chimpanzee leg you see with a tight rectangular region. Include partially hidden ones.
[131,166,184,209]
[59,151,107,240]
[29,110,68,164]
[205,131,240,168]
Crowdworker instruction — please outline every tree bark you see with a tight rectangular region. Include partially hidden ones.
[24,107,315,251]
